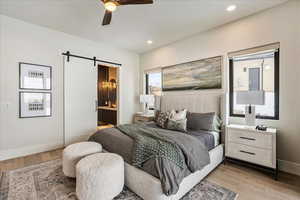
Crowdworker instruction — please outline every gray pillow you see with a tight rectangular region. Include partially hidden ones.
[187,112,221,132]
[167,118,187,132]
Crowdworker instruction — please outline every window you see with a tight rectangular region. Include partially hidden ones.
[145,71,162,96]
[229,45,279,120]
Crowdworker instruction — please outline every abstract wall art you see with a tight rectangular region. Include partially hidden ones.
[162,56,222,91]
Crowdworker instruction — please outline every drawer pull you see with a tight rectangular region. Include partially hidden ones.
[240,150,256,155]
[239,136,256,141]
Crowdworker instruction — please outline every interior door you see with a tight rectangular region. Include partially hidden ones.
[64,57,97,145]
[249,68,260,91]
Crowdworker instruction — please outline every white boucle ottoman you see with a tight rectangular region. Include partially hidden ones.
[76,153,124,200]
[63,142,102,178]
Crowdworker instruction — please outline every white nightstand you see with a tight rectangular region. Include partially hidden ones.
[225,124,277,179]
[134,113,155,124]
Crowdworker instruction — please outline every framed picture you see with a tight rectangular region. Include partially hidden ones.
[19,62,52,90]
[162,56,222,91]
[19,92,52,118]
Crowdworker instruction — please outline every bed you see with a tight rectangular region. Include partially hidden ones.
[90,93,225,200]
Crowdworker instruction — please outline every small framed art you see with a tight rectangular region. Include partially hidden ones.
[19,62,52,90]
[19,92,52,118]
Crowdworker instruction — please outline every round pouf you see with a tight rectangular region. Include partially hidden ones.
[63,142,102,177]
[76,153,124,200]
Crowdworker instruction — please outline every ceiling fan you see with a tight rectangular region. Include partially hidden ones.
[101,0,153,26]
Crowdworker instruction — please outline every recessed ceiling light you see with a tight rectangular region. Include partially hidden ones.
[227,5,237,12]
[147,40,153,45]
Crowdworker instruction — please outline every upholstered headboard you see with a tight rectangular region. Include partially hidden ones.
[160,92,225,120]
[159,92,226,144]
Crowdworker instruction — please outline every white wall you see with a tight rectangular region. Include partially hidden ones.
[0,15,140,160]
[140,1,300,174]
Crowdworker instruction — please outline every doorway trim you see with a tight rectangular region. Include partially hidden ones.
[98,64,121,126]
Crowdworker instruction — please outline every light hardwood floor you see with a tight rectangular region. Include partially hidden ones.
[97,124,114,130]
[0,149,299,200]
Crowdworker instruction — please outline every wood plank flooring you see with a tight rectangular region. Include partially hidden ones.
[0,149,299,200]
[97,124,114,130]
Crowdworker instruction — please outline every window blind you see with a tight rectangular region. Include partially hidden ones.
[144,67,162,74]
[228,42,280,58]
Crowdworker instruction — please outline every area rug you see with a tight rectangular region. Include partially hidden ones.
[0,159,237,200]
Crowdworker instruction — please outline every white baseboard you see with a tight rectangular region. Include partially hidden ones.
[278,159,300,176]
[0,142,64,161]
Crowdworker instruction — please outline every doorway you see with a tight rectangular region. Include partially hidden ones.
[63,52,122,146]
[97,65,118,129]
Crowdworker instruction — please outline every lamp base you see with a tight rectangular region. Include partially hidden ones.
[245,105,256,126]
[143,110,150,115]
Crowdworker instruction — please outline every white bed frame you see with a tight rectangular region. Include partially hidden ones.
[125,144,223,200]
[125,92,225,200]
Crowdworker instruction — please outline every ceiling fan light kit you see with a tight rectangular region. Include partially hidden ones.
[104,1,117,12]
[101,0,153,26]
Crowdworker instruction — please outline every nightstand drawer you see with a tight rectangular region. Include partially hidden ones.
[227,142,274,168]
[227,129,273,149]
[135,118,149,123]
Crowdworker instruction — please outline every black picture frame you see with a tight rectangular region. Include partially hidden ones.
[229,50,280,120]
[19,62,52,90]
[19,91,52,118]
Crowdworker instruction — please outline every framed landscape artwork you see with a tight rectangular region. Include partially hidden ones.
[19,92,52,118]
[162,56,222,91]
[19,62,52,90]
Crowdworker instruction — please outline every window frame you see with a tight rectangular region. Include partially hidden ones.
[145,73,149,95]
[145,70,162,96]
[229,50,280,120]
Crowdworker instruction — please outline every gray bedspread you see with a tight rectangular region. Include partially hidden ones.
[89,123,211,195]
[146,122,216,151]
[117,124,186,169]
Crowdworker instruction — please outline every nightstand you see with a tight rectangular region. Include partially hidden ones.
[225,124,277,179]
[134,113,155,124]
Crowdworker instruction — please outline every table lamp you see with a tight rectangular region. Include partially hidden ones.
[140,95,155,115]
[236,90,265,126]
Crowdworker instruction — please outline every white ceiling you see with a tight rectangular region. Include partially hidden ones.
[0,0,288,53]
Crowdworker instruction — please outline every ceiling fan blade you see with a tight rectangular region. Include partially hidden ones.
[102,10,112,26]
[118,0,153,5]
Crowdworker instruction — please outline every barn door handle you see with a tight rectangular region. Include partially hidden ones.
[95,100,98,112]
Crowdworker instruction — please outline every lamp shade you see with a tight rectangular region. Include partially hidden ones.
[140,95,155,106]
[236,91,265,105]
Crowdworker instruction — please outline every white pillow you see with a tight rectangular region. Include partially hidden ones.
[170,109,187,120]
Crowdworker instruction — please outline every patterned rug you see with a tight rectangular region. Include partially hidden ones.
[0,159,237,200]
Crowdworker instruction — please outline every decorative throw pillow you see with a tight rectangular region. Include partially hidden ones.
[167,118,187,132]
[212,115,222,132]
[169,109,188,120]
[155,111,170,128]
[154,110,161,122]
[187,112,222,132]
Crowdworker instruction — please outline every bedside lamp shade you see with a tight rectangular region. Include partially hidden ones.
[236,91,265,105]
[236,90,265,126]
[140,95,155,106]
[140,95,155,115]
